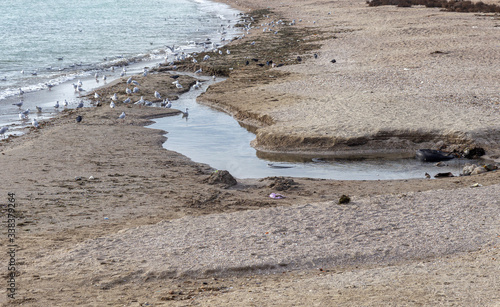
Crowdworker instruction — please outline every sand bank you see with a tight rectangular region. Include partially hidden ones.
[206,0,500,159]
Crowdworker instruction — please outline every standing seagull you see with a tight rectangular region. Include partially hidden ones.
[110,101,116,108]
[76,101,84,108]
[0,126,9,139]
[118,112,126,120]
[63,100,69,107]
[182,108,189,118]
[54,101,60,109]
[154,91,161,100]
[32,118,39,128]
[12,101,23,108]
[165,99,172,108]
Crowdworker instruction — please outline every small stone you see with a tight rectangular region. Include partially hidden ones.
[434,172,454,178]
[484,164,498,171]
[75,176,82,181]
[205,170,237,188]
[463,147,485,159]
[338,194,350,204]
[462,163,477,176]
[89,175,95,180]
[471,166,487,175]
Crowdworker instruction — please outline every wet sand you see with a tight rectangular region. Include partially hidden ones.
[1,0,499,306]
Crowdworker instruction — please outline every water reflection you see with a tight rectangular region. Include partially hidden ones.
[148,77,476,180]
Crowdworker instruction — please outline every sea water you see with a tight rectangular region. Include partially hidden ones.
[0,0,240,129]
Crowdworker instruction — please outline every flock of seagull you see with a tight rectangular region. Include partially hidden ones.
[92,67,194,121]
[1,11,313,140]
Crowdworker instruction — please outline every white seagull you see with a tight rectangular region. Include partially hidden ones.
[54,101,59,109]
[134,96,145,105]
[36,106,42,112]
[182,107,189,118]
[118,112,126,120]
[126,77,133,84]
[125,87,132,95]
[154,91,161,100]
[32,118,39,128]
[0,126,9,139]
[63,100,68,107]
[111,93,118,101]
[123,97,131,104]
[110,101,116,108]
[165,99,172,108]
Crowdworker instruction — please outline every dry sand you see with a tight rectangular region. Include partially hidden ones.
[1,0,500,306]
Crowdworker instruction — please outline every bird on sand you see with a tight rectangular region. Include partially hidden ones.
[123,97,131,104]
[12,101,23,108]
[76,115,83,123]
[32,118,39,128]
[111,93,118,101]
[54,101,59,109]
[76,101,84,108]
[36,106,42,113]
[165,99,172,108]
[134,96,145,105]
[154,91,161,100]
[110,101,116,108]
[118,112,126,120]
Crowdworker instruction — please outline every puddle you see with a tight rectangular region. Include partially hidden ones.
[149,77,478,180]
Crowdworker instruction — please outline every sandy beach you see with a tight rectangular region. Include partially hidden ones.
[1,0,499,306]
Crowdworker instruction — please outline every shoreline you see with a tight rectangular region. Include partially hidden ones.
[1,0,499,305]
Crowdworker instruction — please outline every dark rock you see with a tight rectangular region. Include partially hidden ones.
[338,194,350,204]
[463,147,485,159]
[434,172,454,178]
[330,59,336,63]
[268,177,296,191]
[416,149,454,162]
[205,170,237,187]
